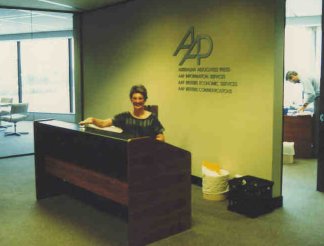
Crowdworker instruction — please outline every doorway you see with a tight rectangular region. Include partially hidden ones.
[283,0,322,189]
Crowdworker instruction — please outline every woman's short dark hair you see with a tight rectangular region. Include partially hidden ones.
[129,84,148,100]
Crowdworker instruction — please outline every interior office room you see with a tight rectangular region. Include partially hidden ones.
[0,0,323,245]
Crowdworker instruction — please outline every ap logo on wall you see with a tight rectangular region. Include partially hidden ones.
[173,26,213,66]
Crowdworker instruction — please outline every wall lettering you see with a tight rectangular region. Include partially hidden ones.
[177,67,238,94]
[173,27,213,66]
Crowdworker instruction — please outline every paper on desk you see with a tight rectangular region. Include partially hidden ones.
[295,111,313,116]
[86,124,123,133]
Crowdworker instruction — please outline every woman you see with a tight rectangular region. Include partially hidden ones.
[80,85,165,142]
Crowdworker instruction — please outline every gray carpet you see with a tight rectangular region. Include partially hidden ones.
[0,156,324,245]
[0,121,34,158]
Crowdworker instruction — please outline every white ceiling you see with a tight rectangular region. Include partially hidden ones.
[0,0,128,12]
[286,0,322,17]
[0,0,321,16]
[0,9,73,35]
[0,0,130,35]
[0,0,322,36]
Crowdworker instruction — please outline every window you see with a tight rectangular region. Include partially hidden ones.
[21,38,71,113]
[284,25,322,108]
[285,26,314,74]
[0,9,74,113]
[0,41,18,102]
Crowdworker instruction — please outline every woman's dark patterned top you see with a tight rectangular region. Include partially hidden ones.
[112,112,164,138]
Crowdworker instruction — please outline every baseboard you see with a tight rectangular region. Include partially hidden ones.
[0,153,34,160]
[191,175,202,187]
[272,195,283,208]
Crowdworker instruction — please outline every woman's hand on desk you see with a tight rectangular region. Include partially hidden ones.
[156,133,165,142]
[79,117,94,125]
[80,117,113,128]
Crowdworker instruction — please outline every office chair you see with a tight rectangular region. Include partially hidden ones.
[1,103,29,136]
[144,105,158,117]
[0,97,13,130]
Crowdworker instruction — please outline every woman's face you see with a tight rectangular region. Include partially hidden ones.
[130,92,146,110]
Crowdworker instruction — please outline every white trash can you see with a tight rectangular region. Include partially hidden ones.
[202,166,230,201]
[283,141,295,164]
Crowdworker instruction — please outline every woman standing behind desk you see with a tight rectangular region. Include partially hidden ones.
[80,85,165,142]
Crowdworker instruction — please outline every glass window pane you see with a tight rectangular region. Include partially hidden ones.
[285,26,314,74]
[315,26,322,77]
[284,26,318,108]
[20,38,71,113]
[0,41,18,102]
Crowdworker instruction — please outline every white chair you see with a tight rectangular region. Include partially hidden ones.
[0,97,13,130]
[1,103,29,136]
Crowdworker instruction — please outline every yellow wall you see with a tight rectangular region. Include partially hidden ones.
[81,0,285,196]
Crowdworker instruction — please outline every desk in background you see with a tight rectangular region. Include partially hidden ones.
[34,120,191,246]
[283,115,314,158]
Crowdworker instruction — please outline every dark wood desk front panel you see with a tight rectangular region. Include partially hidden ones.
[283,115,314,158]
[34,120,191,246]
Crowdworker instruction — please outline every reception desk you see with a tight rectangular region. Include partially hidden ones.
[283,115,314,158]
[34,120,191,246]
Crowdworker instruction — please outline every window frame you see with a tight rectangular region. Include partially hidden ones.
[0,33,75,114]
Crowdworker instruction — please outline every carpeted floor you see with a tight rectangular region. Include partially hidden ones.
[0,156,324,245]
[0,121,34,158]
